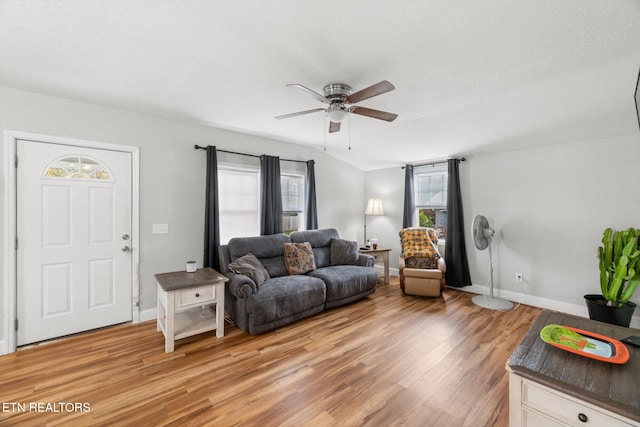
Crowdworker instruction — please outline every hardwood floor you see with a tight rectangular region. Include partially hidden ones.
[0,279,540,426]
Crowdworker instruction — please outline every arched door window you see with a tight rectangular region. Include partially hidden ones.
[43,156,113,181]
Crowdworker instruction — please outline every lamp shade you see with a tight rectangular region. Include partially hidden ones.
[364,198,384,216]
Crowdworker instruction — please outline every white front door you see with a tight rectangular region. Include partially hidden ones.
[16,140,133,345]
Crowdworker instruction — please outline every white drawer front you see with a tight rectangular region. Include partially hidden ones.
[177,285,216,308]
[523,381,633,427]
[522,407,565,427]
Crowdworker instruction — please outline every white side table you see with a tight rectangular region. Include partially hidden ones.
[155,267,228,353]
[359,247,391,284]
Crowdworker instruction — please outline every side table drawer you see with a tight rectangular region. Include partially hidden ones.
[177,284,216,308]
[523,380,634,427]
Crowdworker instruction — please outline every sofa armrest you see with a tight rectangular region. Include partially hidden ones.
[357,253,374,267]
[226,272,259,298]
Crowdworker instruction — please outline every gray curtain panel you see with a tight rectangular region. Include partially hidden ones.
[203,145,221,271]
[260,155,283,235]
[444,158,471,287]
[402,164,415,228]
[635,65,639,132]
[305,160,318,230]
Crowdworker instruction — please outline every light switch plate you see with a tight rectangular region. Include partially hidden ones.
[153,224,169,234]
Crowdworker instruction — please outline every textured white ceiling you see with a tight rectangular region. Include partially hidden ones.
[1,0,639,170]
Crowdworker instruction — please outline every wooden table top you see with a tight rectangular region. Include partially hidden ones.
[359,247,391,253]
[155,267,228,292]
[507,309,640,422]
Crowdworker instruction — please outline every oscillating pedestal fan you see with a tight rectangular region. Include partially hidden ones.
[471,215,513,310]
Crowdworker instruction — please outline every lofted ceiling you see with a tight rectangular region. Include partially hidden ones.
[1,0,639,171]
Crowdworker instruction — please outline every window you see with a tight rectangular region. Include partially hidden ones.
[281,173,305,235]
[218,166,260,244]
[218,166,305,243]
[44,156,111,181]
[415,164,447,238]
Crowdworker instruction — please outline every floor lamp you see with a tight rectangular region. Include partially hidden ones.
[363,198,384,246]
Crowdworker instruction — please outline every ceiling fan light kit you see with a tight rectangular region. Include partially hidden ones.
[276,80,398,139]
[326,104,349,123]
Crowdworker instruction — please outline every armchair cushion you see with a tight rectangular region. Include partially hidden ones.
[404,256,439,269]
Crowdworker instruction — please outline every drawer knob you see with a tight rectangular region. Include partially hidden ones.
[195,293,200,298]
[578,413,588,423]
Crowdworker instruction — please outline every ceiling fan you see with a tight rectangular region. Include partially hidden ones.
[275,80,398,133]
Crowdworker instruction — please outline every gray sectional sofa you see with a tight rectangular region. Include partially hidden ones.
[218,228,378,334]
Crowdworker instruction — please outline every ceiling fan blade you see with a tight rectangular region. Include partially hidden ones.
[350,106,398,122]
[328,121,341,133]
[286,84,329,104]
[346,80,395,104]
[275,108,326,120]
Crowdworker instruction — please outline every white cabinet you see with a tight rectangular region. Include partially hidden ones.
[509,371,637,426]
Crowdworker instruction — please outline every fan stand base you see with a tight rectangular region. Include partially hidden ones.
[472,295,513,311]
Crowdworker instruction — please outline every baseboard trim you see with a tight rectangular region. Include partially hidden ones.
[458,284,640,329]
[138,307,157,323]
[134,284,640,330]
[374,265,399,277]
[0,339,7,355]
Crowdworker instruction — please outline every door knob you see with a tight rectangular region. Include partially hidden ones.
[122,246,131,253]
[122,234,130,240]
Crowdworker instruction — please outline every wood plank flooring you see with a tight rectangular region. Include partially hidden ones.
[0,279,540,426]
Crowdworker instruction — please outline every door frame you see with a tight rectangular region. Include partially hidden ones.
[2,130,140,355]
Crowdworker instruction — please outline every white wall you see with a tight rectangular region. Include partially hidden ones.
[0,86,365,351]
[365,134,640,327]
[464,135,640,316]
[363,166,406,269]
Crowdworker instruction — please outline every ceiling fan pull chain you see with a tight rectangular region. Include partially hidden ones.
[323,113,327,151]
[348,113,351,150]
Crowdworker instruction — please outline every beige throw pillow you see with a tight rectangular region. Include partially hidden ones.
[283,242,317,275]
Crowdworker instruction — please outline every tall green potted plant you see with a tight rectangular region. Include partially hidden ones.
[585,227,639,327]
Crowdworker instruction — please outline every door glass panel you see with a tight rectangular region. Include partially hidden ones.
[43,156,112,181]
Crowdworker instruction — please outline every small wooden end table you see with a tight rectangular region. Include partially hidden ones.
[359,247,391,284]
[155,267,228,353]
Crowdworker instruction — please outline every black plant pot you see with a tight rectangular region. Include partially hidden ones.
[584,294,637,327]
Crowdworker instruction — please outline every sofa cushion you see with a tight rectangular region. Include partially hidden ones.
[308,265,377,304]
[290,228,340,268]
[228,234,291,278]
[228,252,270,286]
[247,275,326,327]
[283,242,317,275]
[330,238,359,266]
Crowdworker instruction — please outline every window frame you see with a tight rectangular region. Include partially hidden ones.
[217,163,261,244]
[280,170,306,235]
[217,164,307,242]
[414,164,448,238]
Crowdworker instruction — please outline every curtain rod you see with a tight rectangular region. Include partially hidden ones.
[401,157,465,169]
[194,145,310,164]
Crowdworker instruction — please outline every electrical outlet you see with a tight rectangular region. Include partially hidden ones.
[515,273,524,283]
[153,224,169,234]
